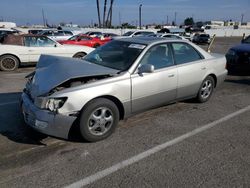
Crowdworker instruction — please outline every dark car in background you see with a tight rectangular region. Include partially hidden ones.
[192,33,211,44]
[226,35,250,74]
[28,29,45,35]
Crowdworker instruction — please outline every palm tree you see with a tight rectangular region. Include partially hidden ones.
[106,0,114,27]
[96,0,101,27]
[109,0,114,27]
[103,0,108,28]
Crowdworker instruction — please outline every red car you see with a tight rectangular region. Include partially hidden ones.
[58,34,111,48]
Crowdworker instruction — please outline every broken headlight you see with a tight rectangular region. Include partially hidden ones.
[46,97,67,112]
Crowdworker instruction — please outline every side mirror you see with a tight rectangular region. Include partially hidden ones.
[77,38,81,41]
[138,64,154,74]
[54,44,57,47]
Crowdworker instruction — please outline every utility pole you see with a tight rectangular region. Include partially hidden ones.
[241,14,244,24]
[174,12,177,26]
[139,4,142,29]
[167,15,169,25]
[42,9,46,27]
[119,11,121,26]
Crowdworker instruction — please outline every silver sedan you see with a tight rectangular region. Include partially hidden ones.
[21,37,227,142]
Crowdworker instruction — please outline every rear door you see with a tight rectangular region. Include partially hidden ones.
[171,42,207,99]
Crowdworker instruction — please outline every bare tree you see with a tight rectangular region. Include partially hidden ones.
[96,0,101,27]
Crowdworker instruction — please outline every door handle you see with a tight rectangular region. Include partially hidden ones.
[168,74,175,77]
[201,67,206,70]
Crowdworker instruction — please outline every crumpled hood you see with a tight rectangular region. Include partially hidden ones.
[29,55,118,98]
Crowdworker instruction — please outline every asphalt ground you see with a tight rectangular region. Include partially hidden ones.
[0,37,250,188]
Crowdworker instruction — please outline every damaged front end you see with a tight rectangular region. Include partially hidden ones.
[21,55,118,139]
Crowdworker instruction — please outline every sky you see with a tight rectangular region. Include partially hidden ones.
[0,0,249,26]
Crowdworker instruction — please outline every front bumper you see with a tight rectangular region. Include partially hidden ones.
[21,92,77,139]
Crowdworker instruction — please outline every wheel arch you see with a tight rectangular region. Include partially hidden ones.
[0,53,21,64]
[207,73,217,88]
[80,95,125,120]
[72,51,87,58]
[68,95,125,140]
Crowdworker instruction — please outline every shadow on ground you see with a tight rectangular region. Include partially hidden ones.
[0,92,85,145]
[225,77,250,86]
[0,92,47,146]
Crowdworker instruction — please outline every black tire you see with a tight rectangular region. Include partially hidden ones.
[79,98,119,142]
[196,76,215,103]
[0,55,19,71]
[93,43,100,48]
[73,52,87,59]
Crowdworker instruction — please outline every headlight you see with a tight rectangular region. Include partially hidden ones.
[46,97,67,112]
[227,49,236,56]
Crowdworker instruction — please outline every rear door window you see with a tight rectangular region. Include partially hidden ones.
[171,42,203,65]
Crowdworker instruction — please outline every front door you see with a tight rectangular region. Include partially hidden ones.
[131,43,177,113]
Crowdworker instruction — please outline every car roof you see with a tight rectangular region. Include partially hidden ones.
[0,28,15,31]
[116,37,181,45]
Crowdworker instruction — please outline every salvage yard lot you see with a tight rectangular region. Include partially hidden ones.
[0,37,250,188]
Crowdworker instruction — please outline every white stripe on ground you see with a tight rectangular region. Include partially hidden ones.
[65,105,250,188]
[0,101,19,106]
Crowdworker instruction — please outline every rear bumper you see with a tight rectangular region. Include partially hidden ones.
[21,92,77,139]
[217,70,228,87]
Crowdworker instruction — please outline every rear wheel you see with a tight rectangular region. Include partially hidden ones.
[73,52,87,59]
[79,98,119,142]
[0,55,19,71]
[196,76,215,103]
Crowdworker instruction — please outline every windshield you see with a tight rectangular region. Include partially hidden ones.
[122,31,134,36]
[68,35,78,40]
[84,40,146,71]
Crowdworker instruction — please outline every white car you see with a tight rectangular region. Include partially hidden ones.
[148,33,189,41]
[0,34,94,71]
[113,30,155,39]
[38,30,74,41]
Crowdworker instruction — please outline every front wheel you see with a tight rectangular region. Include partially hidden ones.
[196,76,215,103]
[0,55,19,71]
[79,98,119,142]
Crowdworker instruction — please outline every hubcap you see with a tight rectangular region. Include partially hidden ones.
[200,80,212,99]
[88,107,114,136]
[1,57,16,70]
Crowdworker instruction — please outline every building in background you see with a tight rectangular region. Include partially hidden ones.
[0,22,16,28]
